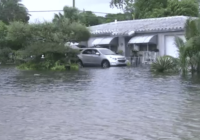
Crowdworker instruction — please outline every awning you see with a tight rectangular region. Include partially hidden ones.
[92,38,104,46]
[91,37,117,46]
[98,37,116,45]
[128,35,157,44]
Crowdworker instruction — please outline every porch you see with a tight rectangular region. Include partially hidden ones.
[127,35,159,65]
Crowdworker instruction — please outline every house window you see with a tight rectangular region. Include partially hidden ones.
[138,44,157,51]
[139,45,147,51]
[149,44,157,51]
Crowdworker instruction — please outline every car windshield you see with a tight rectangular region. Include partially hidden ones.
[99,49,116,55]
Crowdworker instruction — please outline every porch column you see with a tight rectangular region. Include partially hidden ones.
[145,44,148,62]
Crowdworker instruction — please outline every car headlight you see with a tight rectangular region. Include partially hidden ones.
[110,57,117,60]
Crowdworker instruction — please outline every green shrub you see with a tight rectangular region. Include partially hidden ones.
[39,60,54,70]
[126,60,131,67]
[70,64,79,71]
[50,60,66,71]
[151,56,178,73]
[51,65,66,71]
[17,62,39,70]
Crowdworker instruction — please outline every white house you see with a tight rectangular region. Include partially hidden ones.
[80,16,191,62]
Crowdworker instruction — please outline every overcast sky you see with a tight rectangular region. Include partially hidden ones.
[22,0,122,23]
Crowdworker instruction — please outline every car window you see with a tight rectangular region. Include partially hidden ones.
[82,50,92,54]
[91,49,99,55]
[82,49,99,55]
[99,49,116,55]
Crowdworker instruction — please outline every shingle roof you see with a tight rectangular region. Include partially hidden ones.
[89,16,192,36]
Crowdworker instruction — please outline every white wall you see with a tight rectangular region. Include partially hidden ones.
[118,36,125,55]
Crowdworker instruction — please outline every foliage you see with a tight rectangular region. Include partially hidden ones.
[175,36,189,73]
[110,0,134,9]
[104,13,132,23]
[0,21,7,36]
[17,62,39,70]
[0,5,90,69]
[174,17,200,74]
[126,60,131,67]
[0,0,29,24]
[79,11,102,26]
[53,5,132,26]
[134,0,168,19]
[50,61,66,71]
[51,65,66,71]
[166,0,199,17]
[70,64,79,71]
[5,13,90,70]
[53,6,80,23]
[151,56,178,73]
[6,19,90,48]
[17,61,79,71]
[6,21,31,49]
[63,6,80,22]
[110,0,199,19]
[53,6,101,26]
[0,21,7,45]
[0,47,12,64]
[0,21,13,64]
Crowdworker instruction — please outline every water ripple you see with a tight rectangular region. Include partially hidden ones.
[0,66,200,140]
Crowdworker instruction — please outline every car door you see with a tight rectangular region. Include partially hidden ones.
[81,49,93,64]
[90,49,102,65]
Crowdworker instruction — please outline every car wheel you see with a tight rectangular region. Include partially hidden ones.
[78,60,83,67]
[102,60,110,68]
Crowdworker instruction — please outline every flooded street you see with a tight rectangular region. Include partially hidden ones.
[0,66,200,140]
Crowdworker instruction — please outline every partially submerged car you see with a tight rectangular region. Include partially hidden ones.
[77,48,127,68]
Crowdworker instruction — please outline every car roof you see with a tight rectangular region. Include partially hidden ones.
[83,48,109,50]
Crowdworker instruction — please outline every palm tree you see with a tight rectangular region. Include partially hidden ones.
[0,0,30,24]
[110,0,125,8]
[52,6,80,23]
[53,13,64,23]
[175,17,200,74]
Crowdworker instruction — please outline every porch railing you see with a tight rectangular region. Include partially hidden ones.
[127,51,158,66]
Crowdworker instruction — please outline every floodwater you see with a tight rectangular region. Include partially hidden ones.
[0,66,200,140]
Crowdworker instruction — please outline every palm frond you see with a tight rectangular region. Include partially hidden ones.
[151,56,178,72]
[185,18,198,40]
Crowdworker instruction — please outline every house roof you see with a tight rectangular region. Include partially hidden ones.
[89,16,192,36]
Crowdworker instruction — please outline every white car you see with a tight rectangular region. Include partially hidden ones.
[77,48,127,68]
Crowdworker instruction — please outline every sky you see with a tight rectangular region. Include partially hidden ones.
[22,0,122,23]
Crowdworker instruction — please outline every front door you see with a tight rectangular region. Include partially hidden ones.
[81,49,93,64]
[90,49,102,65]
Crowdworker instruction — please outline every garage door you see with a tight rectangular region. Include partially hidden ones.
[165,35,185,58]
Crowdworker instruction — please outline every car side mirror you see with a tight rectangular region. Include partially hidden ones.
[96,52,100,55]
